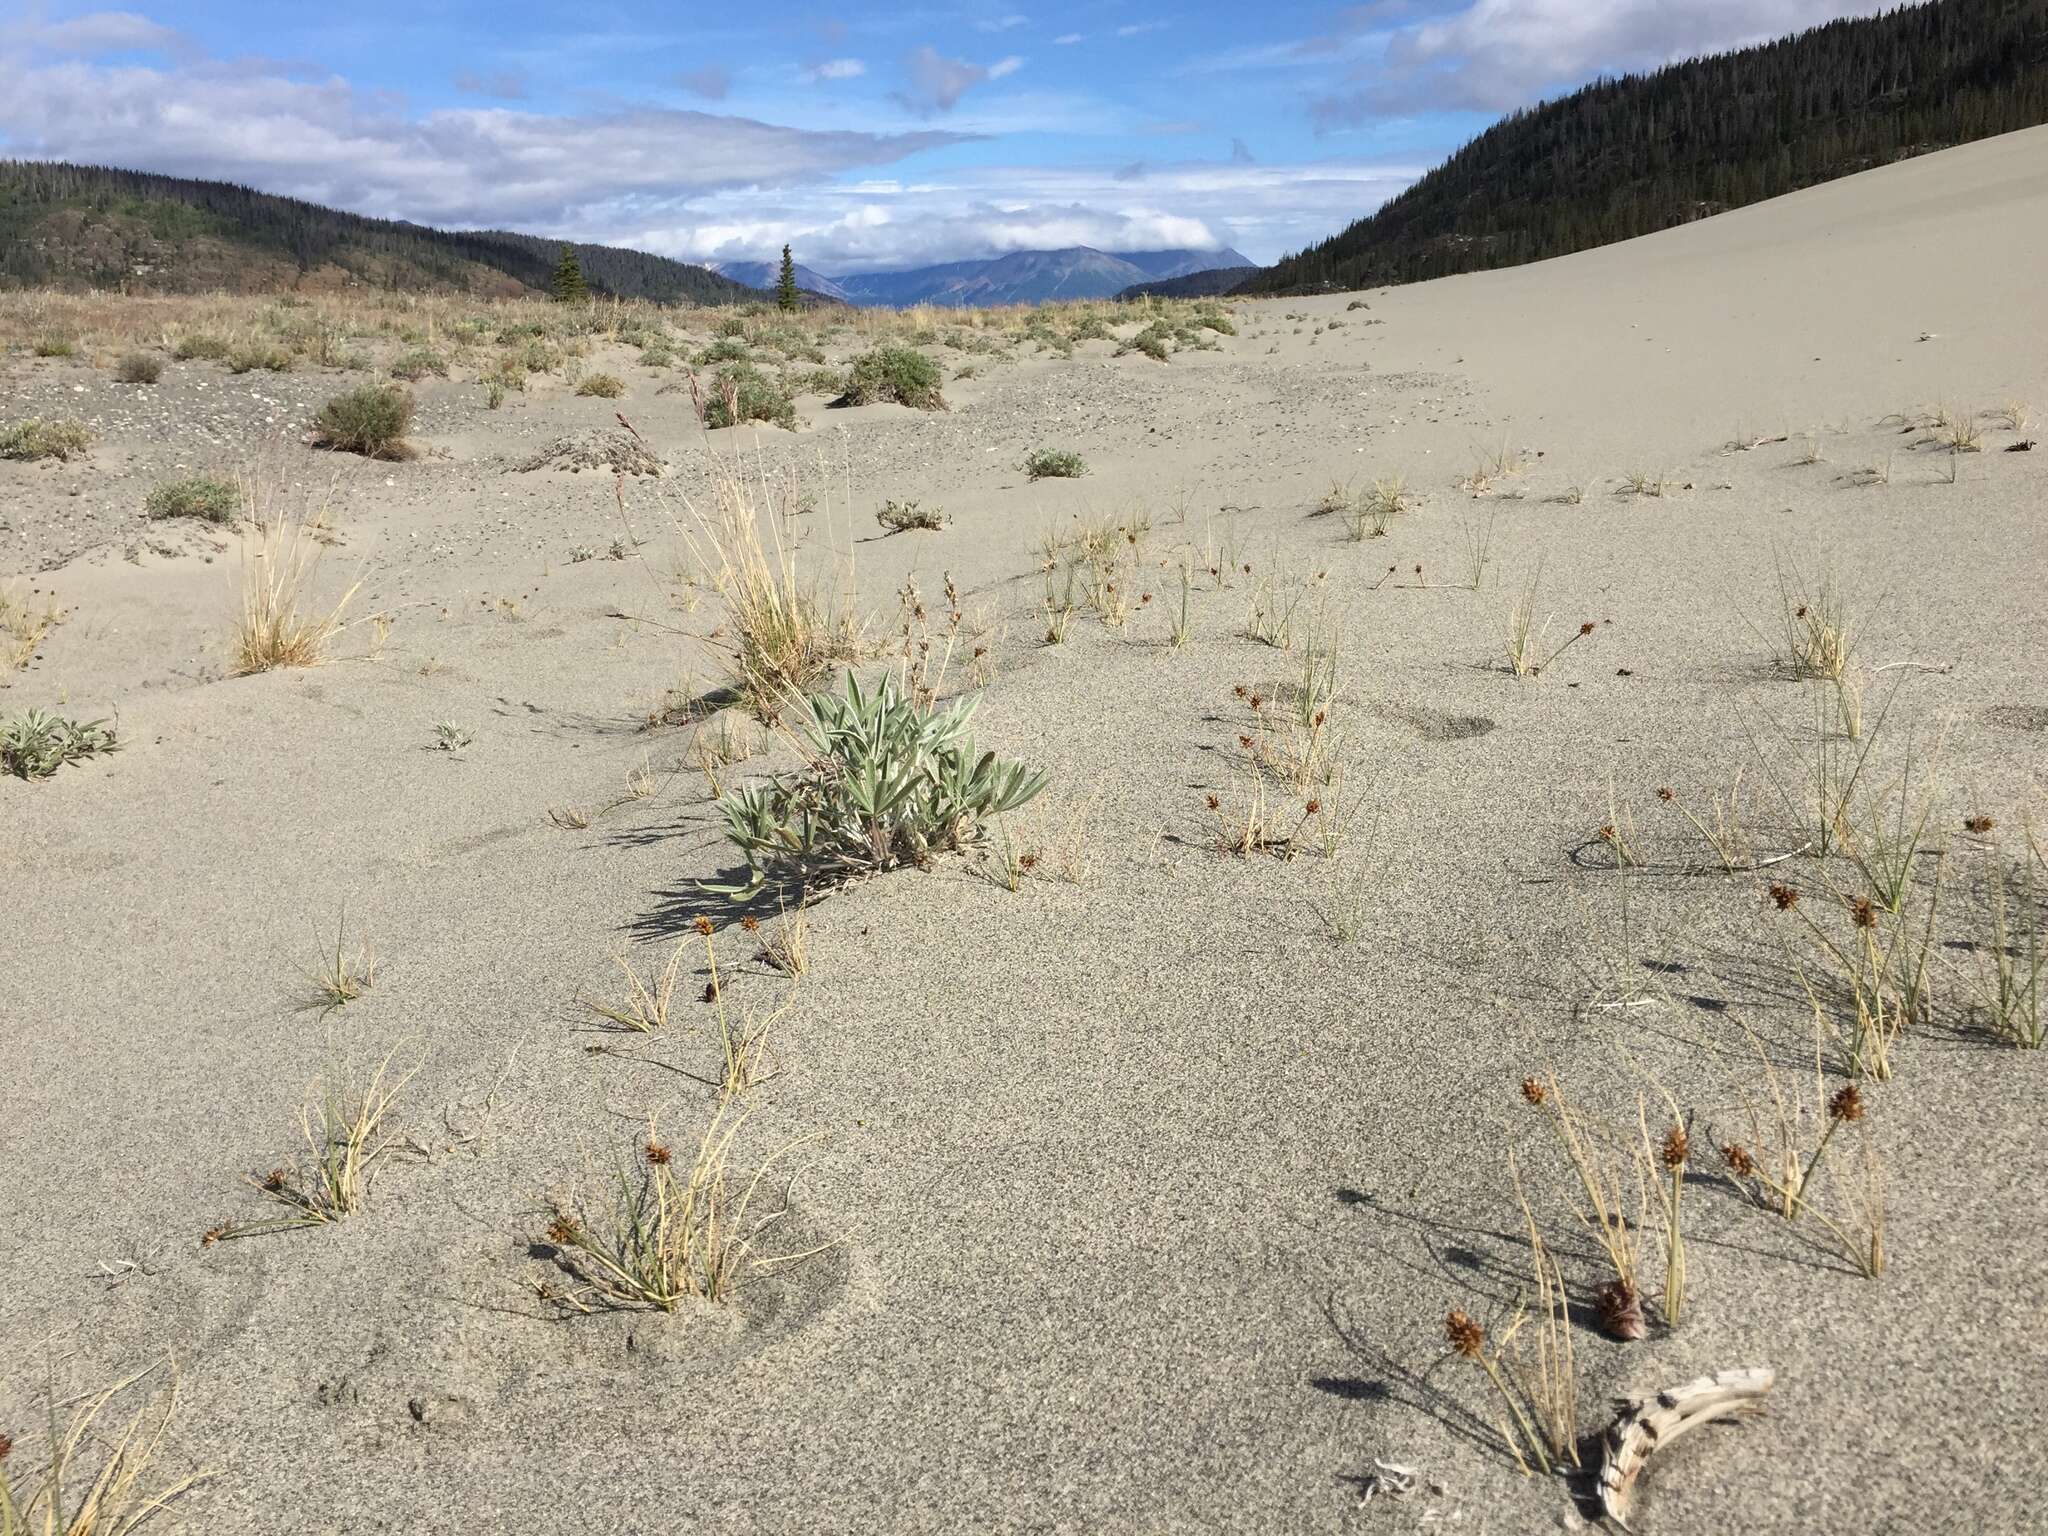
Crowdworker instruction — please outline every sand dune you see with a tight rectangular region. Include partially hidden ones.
[2,128,2045,1533]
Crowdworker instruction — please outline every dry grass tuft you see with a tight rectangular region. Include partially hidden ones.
[0,1362,212,1534]
[232,510,361,675]
[1,583,64,682]
[583,943,685,1033]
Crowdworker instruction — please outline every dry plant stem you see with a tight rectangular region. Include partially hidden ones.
[226,1048,417,1236]
[1507,1152,1580,1467]
[1530,1072,1647,1338]
[233,509,361,675]
[583,943,683,1032]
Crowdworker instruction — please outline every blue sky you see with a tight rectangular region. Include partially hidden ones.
[0,2,1893,272]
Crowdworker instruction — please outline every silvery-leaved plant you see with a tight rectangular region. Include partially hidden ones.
[714,671,1048,895]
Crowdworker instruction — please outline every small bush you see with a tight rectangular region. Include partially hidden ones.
[692,337,752,366]
[389,348,446,381]
[312,384,414,459]
[147,475,241,523]
[576,372,626,398]
[1024,447,1086,480]
[1068,315,1114,343]
[175,334,232,361]
[32,335,76,358]
[700,363,796,431]
[229,343,294,374]
[716,672,1048,895]
[793,366,847,397]
[1118,322,1173,363]
[876,500,947,533]
[0,418,93,462]
[838,346,946,410]
[115,352,164,384]
[639,343,675,368]
[2,708,117,780]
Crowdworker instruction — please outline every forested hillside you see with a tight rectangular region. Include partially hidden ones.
[0,161,754,304]
[1247,0,2048,294]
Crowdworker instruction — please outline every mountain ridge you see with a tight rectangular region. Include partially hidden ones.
[721,245,1255,308]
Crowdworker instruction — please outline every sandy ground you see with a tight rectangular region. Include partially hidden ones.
[4,127,2047,1533]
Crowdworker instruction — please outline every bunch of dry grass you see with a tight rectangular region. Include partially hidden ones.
[539,1102,817,1313]
[0,1362,211,1535]
[1,583,63,682]
[668,460,861,722]
[230,504,361,675]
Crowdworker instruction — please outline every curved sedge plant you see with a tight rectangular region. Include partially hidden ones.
[713,671,1049,895]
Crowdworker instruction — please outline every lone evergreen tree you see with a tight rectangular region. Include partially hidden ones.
[550,245,589,304]
[776,245,799,312]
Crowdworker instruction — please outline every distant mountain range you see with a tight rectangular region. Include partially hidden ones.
[718,246,1256,308]
[1247,0,2048,295]
[0,161,759,304]
[1116,266,1261,301]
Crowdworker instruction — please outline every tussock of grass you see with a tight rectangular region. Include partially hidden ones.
[673,465,860,721]
[875,499,946,533]
[231,511,361,675]
[214,1048,416,1238]
[227,343,292,374]
[114,352,163,384]
[311,384,414,459]
[538,1102,813,1313]
[173,333,231,361]
[695,362,796,431]
[2,582,64,680]
[0,418,92,462]
[389,348,446,381]
[575,372,626,398]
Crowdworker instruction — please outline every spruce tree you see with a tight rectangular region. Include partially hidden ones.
[776,245,799,312]
[550,245,589,304]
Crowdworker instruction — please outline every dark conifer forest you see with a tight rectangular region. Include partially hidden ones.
[0,160,754,304]
[1245,0,2048,295]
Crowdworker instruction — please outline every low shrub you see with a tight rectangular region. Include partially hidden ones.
[639,343,675,368]
[876,500,947,533]
[174,334,232,361]
[0,418,93,462]
[229,343,293,374]
[1118,322,1173,362]
[692,337,752,367]
[146,475,240,523]
[838,346,946,410]
[576,372,626,398]
[390,348,447,381]
[699,363,796,431]
[1023,447,1086,480]
[2,708,117,779]
[312,384,414,459]
[115,352,164,384]
[715,671,1048,894]
[32,335,75,358]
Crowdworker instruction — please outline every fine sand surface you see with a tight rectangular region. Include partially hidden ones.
[4,127,2047,1533]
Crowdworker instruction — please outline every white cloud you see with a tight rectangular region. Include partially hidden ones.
[610,157,1426,271]
[21,10,183,57]
[977,14,1030,31]
[1052,33,1083,45]
[808,57,866,81]
[1116,21,1168,38]
[453,69,527,100]
[1316,0,1896,122]
[987,55,1024,79]
[0,50,970,231]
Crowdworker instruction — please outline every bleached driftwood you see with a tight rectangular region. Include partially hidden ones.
[1598,1367,1774,1525]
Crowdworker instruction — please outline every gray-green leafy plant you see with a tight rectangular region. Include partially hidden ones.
[2,708,117,779]
[1024,448,1086,480]
[714,672,1049,895]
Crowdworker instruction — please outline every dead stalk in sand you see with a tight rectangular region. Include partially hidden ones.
[1721,1045,1884,1277]
[0,1361,213,1534]
[538,1102,818,1312]
[743,903,810,977]
[231,510,361,675]
[695,918,781,1099]
[1652,777,1752,872]
[1768,556,1855,682]
[215,1046,417,1238]
[1505,575,1596,680]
